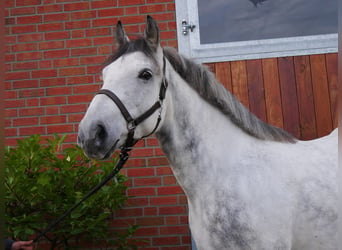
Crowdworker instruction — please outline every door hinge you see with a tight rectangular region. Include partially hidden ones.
[181,19,196,36]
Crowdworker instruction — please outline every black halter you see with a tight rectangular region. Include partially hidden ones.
[97,56,168,152]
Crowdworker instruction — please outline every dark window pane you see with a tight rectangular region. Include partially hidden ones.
[198,0,337,44]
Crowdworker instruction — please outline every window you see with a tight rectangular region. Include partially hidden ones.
[175,0,338,62]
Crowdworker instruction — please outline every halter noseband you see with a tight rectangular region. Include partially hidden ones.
[96,56,168,151]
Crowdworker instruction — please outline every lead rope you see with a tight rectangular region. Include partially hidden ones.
[33,149,130,243]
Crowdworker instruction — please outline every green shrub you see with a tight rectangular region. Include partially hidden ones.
[5,134,137,249]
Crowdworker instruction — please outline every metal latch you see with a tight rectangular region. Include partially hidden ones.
[181,20,196,36]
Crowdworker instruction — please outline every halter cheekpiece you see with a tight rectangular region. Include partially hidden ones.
[97,56,168,152]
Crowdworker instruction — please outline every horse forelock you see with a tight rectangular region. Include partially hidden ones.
[104,37,156,67]
[163,47,296,143]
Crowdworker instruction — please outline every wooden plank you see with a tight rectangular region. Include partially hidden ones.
[310,54,332,137]
[230,60,250,109]
[246,59,267,122]
[278,57,300,138]
[293,55,317,140]
[325,53,338,128]
[262,58,284,129]
[215,61,233,92]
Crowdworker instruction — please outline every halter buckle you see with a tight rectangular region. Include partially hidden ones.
[127,120,136,131]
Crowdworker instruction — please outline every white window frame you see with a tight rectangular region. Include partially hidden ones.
[175,0,338,63]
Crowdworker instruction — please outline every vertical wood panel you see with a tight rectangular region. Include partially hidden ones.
[325,53,338,128]
[216,61,232,92]
[310,54,332,137]
[230,60,250,109]
[262,58,284,129]
[246,59,267,122]
[278,57,300,138]
[293,55,317,140]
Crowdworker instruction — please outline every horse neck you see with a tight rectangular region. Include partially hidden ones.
[156,66,252,192]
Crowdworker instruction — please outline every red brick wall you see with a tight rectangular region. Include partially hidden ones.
[5,1,191,249]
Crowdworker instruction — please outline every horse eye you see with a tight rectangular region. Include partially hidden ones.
[138,70,153,81]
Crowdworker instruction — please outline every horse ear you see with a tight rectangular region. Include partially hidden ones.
[116,20,129,47]
[144,15,160,48]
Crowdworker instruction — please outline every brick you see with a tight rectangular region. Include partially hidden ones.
[59,67,85,76]
[135,227,159,237]
[11,25,36,34]
[80,55,107,65]
[5,71,30,81]
[17,33,43,42]
[136,217,164,226]
[134,177,162,186]
[37,4,63,14]
[45,106,59,115]
[18,88,45,98]
[150,196,178,206]
[61,104,86,113]
[44,13,69,22]
[72,84,100,94]
[39,41,65,50]
[63,2,90,11]
[32,69,57,78]
[144,206,158,216]
[44,49,70,59]
[118,0,144,6]
[160,225,189,235]
[19,107,44,116]
[47,124,74,134]
[70,10,96,20]
[46,86,72,96]
[16,0,41,6]
[26,98,39,107]
[16,49,43,61]
[71,29,85,38]
[67,94,93,104]
[13,61,38,70]
[156,166,173,175]
[93,36,114,45]
[40,115,67,124]
[40,78,66,87]
[66,38,92,48]
[39,60,53,69]
[65,20,90,29]
[13,117,39,126]
[157,186,184,195]
[53,58,79,67]
[85,28,111,37]
[130,148,154,158]
[159,205,187,215]
[67,75,94,85]
[162,176,177,185]
[12,43,37,52]
[119,15,145,25]
[45,31,70,40]
[10,7,36,15]
[92,18,118,28]
[152,236,181,246]
[40,96,67,106]
[97,8,124,17]
[17,15,42,24]
[125,197,149,207]
[19,126,46,136]
[148,157,169,166]
[91,0,117,9]
[38,22,64,32]
[127,187,156,196]
[139,4,166,13]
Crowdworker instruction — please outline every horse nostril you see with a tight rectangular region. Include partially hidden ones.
[95,124,107,144]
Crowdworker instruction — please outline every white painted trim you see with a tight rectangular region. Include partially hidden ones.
[175,0,338,63]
